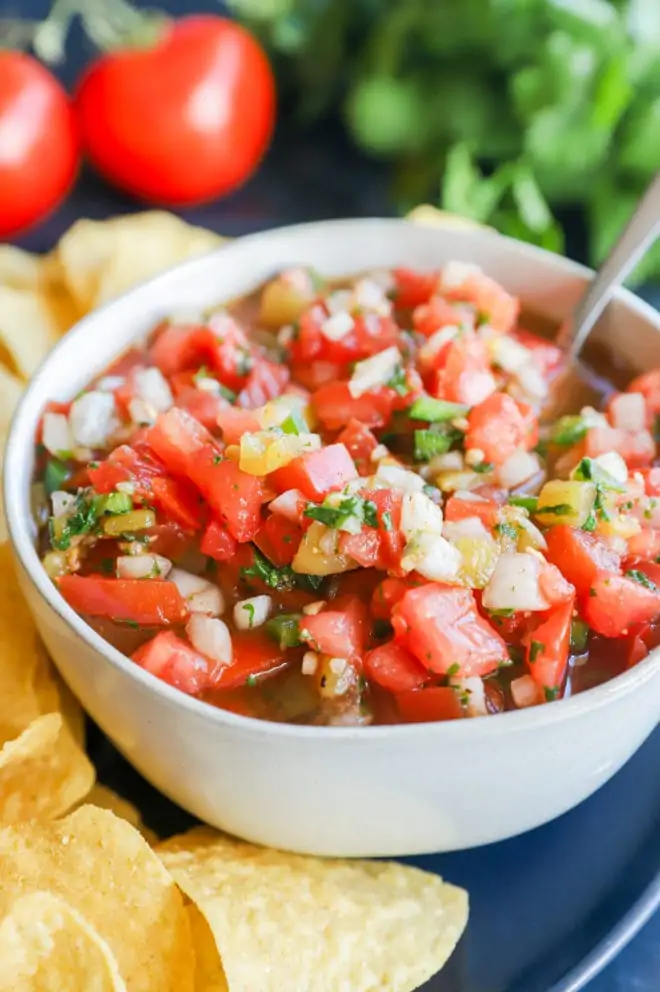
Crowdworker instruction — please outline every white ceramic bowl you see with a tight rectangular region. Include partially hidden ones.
[5,219,660,857]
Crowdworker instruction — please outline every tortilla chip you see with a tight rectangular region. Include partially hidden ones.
[57,212,223,314]
[0,891,127,991]
[407,204,487,231]
[0,544,63,745]
[158,828,469,992]
[0,713,94,824]
[79,785,158,846]
[0,244,43,291]
[0,286,60,380]
[0,806,195,992]
[0,363,23,431]
[186,903,228,992]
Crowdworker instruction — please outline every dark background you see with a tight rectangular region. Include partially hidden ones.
[4,1,660,989]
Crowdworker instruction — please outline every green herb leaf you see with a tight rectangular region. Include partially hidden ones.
[550,415,588,447]
[386,364,410,397]
[625,569,657,591]
[44,458,71,497]
[508,495,538,513]
[529,640,545,663]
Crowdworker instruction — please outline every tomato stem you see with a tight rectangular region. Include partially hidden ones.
[31,0,167,64]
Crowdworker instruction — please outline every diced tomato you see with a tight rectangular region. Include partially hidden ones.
[337,419,379,473]
[638,467,660,497]
[523,597,574,693]
[216,407,261,445]
[312,382,395,431]
[395,687,465,723]
[429,336,497,407]
[301,596,367,662]
[208,319,254,392]
[625,621,660,669]
[270,443,357,502]
[444,494,501,530]
[511,329,564,378]
[583,425,655,468]
[339,528,381,569]
[538,562,575,606]
[466,392,538,465]
[371,577,414,621]
[367,489,405,573]
[545,525,621,599]
[393,268,439,311]
[58,576,188,625]
[201,518,238,562]
[442,270,519,333]
[628,528,660,559]
[146,522,195,561]
[149,323,219,376]
[364,641,428,692]
[319,313,401,366]
[210,632,287,689]
[582,573,660,637]
[146,408,263,541]
[412,296,472,338]
[628,369,660,415]
[622,556,660,587]
[132,631,225,694]
[255,513,302,566]
[173,385,229,430]
[290,360,345,391]
[392,583,508,677]
[238,360,289,409]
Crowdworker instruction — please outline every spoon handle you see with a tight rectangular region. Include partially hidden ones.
[558,171,660,359]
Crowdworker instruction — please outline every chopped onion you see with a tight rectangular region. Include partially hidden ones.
[489,335,531,374]
[42,413,74,457]
[69,391,119,448]
[348,346,401,398]
[169,568,224,616]
[234,595,272,630]
[400,491,444,541]
[186,615,232,667]
[511,675,543,709]
[116,554,172,580]
[352,277,391,316]
[301,651,319,675]
[268,489,305,522]
[593,451,628,485]
[610,392,646,432]
[481,552,550,612]
[133,367,173,411]
[96,375,126,392]
[51,491,75,518]
[419,325,460,364]
[440,261,481,290]
[497,451,541,490]
[321,310,355,342]
[376,461,425,492]
[452,676,488,717]
[401,532,461,581]
[443,517,491,542]
[515,515,548,552]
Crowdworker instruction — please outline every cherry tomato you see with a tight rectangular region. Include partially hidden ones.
[75,16,275,205]
[0,53,79,237]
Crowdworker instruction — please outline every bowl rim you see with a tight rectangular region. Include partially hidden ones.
[5,216,660,742]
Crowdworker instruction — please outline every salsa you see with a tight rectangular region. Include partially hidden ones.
[34,262,660,726]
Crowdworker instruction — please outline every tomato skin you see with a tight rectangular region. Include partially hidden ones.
[216,407,261,445]
[444,495,500,530]
[628,369,660,415]
[301,596,367,662]
[392,583,508,677]
[337,420,379,474]
[442,271,519,333]
[370,577,414,621]
[200,518,238,561]
[254,514,302,566]
[628,528,660,559]
[76,16,275,205]
[545,525,621,599]
[312,382,395,431]
[58,576,188,625]
[364,642,428,692]
[0,53,79,238]
[133,631,225,694]
[583,573,660,637]
[338,528,381,568]
[511,329,563,378]
[523,598,574,693]
[270,443,358,501]
[210,632,286,689]
[466,392,538,465]
[396,687,465,723]
[238,360,289,409]
[393,269,439,311]
[584,425,655,468]
[429,337,497,407]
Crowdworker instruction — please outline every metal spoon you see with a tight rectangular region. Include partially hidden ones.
[557,171,660,361]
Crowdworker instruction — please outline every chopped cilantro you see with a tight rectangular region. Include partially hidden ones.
[304,495,377,531]
[507,495,538,513]
[99,558,114,575]
[582,511,597,532]
[409,396,469,423]
[494,522,519,541]
[536,503,574,517]
[473,461,494,474]
[544,686,560,702]
[241,547,325,595]
[570,619,590,654]
[381,510,393,532]
[625,569,657,591]
[446,662,460,677]
[246,674,258,687]
[120,619,140,629]
[529,640,545,663]
[574,457,624,492]
[49,490,100,551]
[212,454,222,465]
[589,587,598,597]
[550,415,588,447]
[386,365,410,397]
[488,607,515,618]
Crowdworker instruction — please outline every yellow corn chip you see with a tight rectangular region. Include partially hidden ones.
[159,827,468,992]
[79,784,158,846]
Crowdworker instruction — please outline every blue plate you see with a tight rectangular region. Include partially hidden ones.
[91,724,660,992]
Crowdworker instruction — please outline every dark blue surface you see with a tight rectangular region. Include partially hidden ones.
[6,6,660,977]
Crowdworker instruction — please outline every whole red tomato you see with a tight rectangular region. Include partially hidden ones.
[0,53,79,238]
[75,16,276,206]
